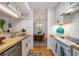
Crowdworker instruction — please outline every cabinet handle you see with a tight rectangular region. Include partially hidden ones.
[26,43,28,47]
[55,43,57,53]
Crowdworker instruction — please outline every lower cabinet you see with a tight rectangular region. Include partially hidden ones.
[0,36,32,56]
[22,36,32,56]
[51,38,56,55]
[49,36,57,55]
[49,37,63,56]
[54,38,62,56]
[73,48,79,56]
[13,43,22,56]
[0,42,22,56]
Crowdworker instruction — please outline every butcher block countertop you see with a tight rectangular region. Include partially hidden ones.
[71,45,79,50]
[49,34,57,38]
[0,34,31,54]
[50,34,70,38]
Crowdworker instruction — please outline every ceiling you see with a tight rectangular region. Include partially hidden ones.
[28,2,58,10]
[28,2,58,23]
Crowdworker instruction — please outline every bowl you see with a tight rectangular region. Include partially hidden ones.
[0,37,6,43]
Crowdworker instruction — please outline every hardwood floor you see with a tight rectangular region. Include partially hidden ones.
[28,46,54,56]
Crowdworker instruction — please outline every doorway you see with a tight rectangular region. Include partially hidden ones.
[33,9,47,46]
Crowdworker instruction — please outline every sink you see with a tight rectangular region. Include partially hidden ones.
[0,37,6,44]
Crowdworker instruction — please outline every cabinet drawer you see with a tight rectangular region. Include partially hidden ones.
[73,48,79,56]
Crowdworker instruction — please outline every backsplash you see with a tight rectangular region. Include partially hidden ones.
[63,12,79,39]
[50,12,79,39]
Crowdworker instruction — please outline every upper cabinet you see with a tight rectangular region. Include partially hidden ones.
[56,14,72,25]
[0,2,31,19]
[56,2,78,16]
[56,2,79,25]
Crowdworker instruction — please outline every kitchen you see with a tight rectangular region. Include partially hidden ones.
[0,2,79,56]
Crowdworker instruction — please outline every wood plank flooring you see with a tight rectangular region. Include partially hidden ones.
[28,46,54,56]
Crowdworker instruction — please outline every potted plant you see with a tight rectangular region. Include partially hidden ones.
[0,18,6,33]
[21,28,26,32]
[21,28,26,36]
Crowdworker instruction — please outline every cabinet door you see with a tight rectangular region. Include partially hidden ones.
[56,42,62,56]
[49,36,56,55]
[73,48,79,56]
[48,36,53,49]
[22,38,29,56]
[27,36,31,49]
[28,35,33,49]
[51,38,56,54]
[8,53,14,56]
[13,43,22,56]
[57,14,72,25]
[3,45,17,56]
[1,44,17,56]
[0,43,22,56]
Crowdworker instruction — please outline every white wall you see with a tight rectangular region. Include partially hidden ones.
[12,12,33,48]
[13,15,33,33]
[0,11,33,34]
[0,11,33,48]
[0,12,19,31]
[33,9,47,34]
[47,8,56,49]
[62,12,79,39]
[47,8,56,34]
[55,2,79,39]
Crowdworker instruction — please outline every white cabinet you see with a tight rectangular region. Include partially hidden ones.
[0,35,32,56]
[0,2,31,18]
[22,35,32,56]
[48,36,57,55]
[0,2,22,17]
[56,3,69,25]
[56,2,69,17]
[22,38,29,56]
[56,2,78,17]
[56,14,72,24]
[56,2,78,25]
[73,48,79,56]
[51,38,56,55]
[53,38,62,56]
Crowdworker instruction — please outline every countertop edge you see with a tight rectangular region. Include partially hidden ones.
[0,34,31,54]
